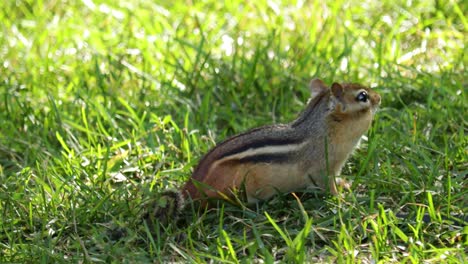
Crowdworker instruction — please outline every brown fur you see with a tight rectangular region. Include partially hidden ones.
[182,79,381,205]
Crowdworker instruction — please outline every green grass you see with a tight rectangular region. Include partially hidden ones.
[1,0,466,262]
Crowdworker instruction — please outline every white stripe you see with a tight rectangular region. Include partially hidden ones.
[218,141,308,163]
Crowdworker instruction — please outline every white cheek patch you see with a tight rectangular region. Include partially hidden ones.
[344,100,370,113]
[344,89,371,113]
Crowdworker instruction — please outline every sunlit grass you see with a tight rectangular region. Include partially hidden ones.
[0,0,466,262]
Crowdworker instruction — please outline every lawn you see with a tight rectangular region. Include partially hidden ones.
[0,0,466,262]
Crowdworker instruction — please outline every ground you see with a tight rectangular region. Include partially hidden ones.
[0,0,466,262]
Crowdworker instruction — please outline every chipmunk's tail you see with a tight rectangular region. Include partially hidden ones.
[146,190,186,225]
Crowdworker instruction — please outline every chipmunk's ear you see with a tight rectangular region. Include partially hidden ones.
[309,79,328,97]
[330,82,346,113]
[331,82,344,99]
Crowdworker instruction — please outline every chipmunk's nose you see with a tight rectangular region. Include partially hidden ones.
[372,94,381,106]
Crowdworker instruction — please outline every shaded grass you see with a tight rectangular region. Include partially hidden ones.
[0,0,466,262]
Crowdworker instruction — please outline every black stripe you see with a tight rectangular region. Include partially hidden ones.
[219,136,303,160]
[237,152,292,164]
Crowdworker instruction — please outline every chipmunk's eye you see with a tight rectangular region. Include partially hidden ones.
[356,91,368,103]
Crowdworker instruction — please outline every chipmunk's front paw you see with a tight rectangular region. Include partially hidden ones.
[336,178,351,191]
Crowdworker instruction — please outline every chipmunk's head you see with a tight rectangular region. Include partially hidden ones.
[330,82,381,116]
[309,79,381,118]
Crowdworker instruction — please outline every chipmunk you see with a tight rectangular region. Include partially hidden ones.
[152,79,380,220]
